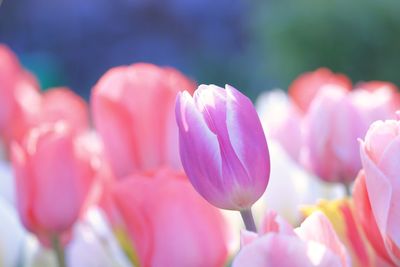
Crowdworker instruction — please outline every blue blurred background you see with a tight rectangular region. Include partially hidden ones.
[1,0,399,100]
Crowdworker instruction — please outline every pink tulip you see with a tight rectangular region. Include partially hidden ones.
[92,63,195,179]
[289,68,351,112]
[303,85,364,183]
[358,119,400,265]
[39,87,90,133]
[233,211,349,267]
[111,169,230,267]
[11,121,97,245]
[175,84,270,210]
[0,44,41,145]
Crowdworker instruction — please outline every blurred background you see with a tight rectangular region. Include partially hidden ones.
[1,0,399,100]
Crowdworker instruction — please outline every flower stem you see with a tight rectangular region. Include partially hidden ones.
[240,208,257,232]
[51,234,66,267]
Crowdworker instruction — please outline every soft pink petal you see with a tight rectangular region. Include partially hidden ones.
[296,212,349,267]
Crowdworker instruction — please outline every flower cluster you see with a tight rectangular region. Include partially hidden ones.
[0,45,399,267]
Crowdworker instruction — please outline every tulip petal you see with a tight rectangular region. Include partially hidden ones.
[376,136,400,247]
[360,143,392,236]
[176,91,229,208]
[353,171,394,264]
[92,95,138,179]
[225,85,270,198]
[32,124,80,232]
[296,212,349,267]
[233,233,341,267]
[193,85,251,196]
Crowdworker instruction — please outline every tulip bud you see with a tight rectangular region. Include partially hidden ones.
[11,121,97,245]
[175,84,270,210]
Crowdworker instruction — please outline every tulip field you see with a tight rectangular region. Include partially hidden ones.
[1,43,400,267]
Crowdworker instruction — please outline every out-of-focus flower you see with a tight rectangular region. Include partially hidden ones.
[176,84,270,210]
[67,207,132,267]
[353,171,395,266]
[0,44,41,145]
[351,82,400,129]
[288,68,351,112]
[38,87,90,133]
[233,211,349,267]
[358,120,400,265]
[256,90,303,161]
[110,169,230,267]
[92,63,196,179]
[302,198,378,267]
[303,85,364,184]
[11,121,98,245]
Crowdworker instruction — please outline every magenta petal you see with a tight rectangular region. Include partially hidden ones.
[175,91,228,208]
[225,85,270,198]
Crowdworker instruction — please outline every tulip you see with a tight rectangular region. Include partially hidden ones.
[11,121,98,248]
[0,44,41,146]
[358,119,400,265]
[92,63,196,179]
[175,84,270,213]
[303,85,364,184]
[288,68,351,112]
[233,211,349,267]
[110,169,230,267]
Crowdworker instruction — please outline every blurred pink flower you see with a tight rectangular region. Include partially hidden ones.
[11,121,98,245]
[351,82,400,129]
[303,85,364,183]
[110,168,230,267]
[358,120,400,265]
[38,87,90,133]
[175,84,270,210]
[0,44,41,146]
[92,63,195,179]
[233,211,349,267]
[289,68,351,112]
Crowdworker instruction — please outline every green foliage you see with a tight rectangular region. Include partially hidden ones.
[250,0,400,89]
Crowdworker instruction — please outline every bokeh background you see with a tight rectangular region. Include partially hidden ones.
[1,0,399,100]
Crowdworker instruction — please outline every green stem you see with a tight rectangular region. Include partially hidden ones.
[51,234,66,267]
[240,208,257,232]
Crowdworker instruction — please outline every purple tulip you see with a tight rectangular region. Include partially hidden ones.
[175,84,270,211]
